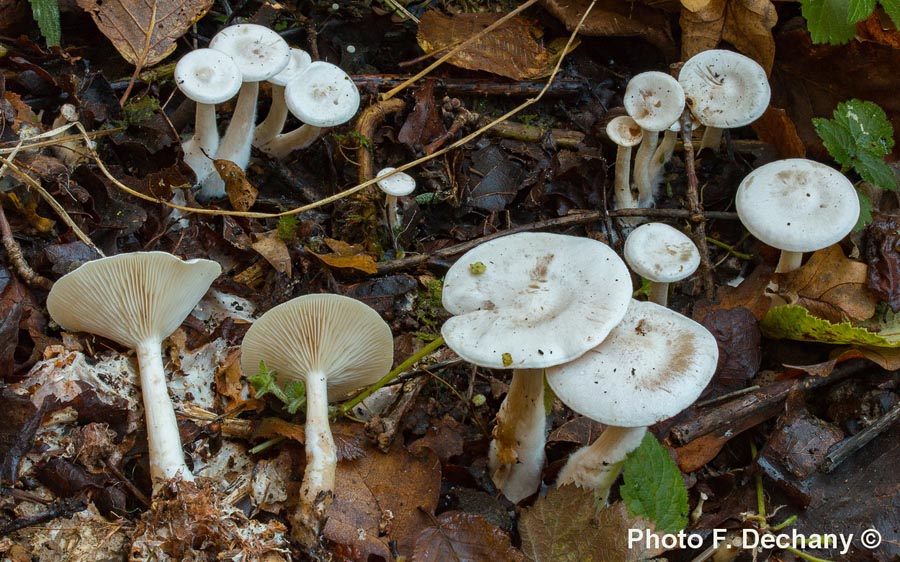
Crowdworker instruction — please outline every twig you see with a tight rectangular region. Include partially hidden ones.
[355,98,407,184]
[0,200,52,290]
[821,401,900,473]
[681,109,714,298]
[103,458,151,508]
[353,75,585,98]
[0,497,87,536]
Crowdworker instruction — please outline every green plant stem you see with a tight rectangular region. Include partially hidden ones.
[750,441,766,520]
[770,515,798,531]
[786,547,833,562]
[250,435,285,455]
[706,237,752,260]
[339,336,444,416]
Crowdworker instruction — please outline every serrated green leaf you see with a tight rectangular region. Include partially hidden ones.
[28,0,61,47]
[848,0,878,22]
[760,305,900,346]
[855,151,899,191]
[800,0,857,44]
[854,190,873,231]
[881,0,900,27]
[813,118,855,168]
[620,434,688,534]
[835,99,894,155]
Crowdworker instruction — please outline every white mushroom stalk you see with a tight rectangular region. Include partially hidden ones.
[376,167,416,230]
[253,48,312,147]
[606,116,643,211]
[240,294,393,542]
[735,159,860,273]
[624,222,700,306]
[441,232,632,502]
[259,61,361,160]
[546,300,718,502]
[46,252,221,489]
[201,24,291,200]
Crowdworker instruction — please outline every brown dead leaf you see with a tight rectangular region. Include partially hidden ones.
[3,91,40,133]
[693,262,775,323]
[751,106,806,159]
[856,9,900,48]
[681,0,713,10]
[253,417,305,444]
[5,191,55,233]
[680,0,777,74]
[76,0,213,69]
[216,159,258,211]
[324,441,441,559]
[250,231,291,276]
[398,79,446,151]
[412,512,523,562]
[775,245,878,323]
[865,212,900,312]
[214,348,244,406]
[311,238,378,275]
[417,10,575,80]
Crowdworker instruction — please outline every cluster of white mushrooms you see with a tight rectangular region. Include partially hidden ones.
[174,24,361,201]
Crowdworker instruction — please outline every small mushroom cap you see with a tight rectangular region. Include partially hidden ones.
[441,232,632,369]
[606,116,643,147]
[546,300,719,427]
[47,252,221,348]
[736,158,859,253]
[376,167,416,196]
[624,223,700,283]
[679,49,770,129]
[624,71,686,132]
[284,62,361,127]
[269,48,312,87]
[240,294,393,401]
[174,48,243,105]
[209,24,291,82]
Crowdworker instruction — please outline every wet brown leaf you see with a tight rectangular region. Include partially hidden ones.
[408,415,466,463]
[702,306,761,387]
[693,262,775,323]
[856,9,900,48]
[417,11,575,80]
[216,159,258,211]
[866,212,900,312]
[775,245,878,322]
[758,395,843,480]
[680,0,777,74]
[3,91,39,133]
[0,387,41,484]
[751,106,806,159]
[411,511,523,562]
[398,79,446,151]
[251,231,291,276]
[311,238,378,275]
[466,144,524,212]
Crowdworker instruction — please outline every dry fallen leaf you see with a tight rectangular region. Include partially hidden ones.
[417,10,576,80]
[216,159,258,212]
[311,238,378,275]
[680,0,777,74]
[250,231,292,277]
[751,106,806,159]
[411,511,523,562]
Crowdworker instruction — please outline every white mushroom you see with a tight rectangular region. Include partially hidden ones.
[240,294,393,541]
[606,115,643,211]
[735,158,859,272]
[376,167,416,230]
[678,49,770,151]
[200,24,291,200]
[546,300,718,501]
[624,71,685,207]
[253,48,313,147]
[174,48,243,186]
[46,252,221,489]
[441,232,632,502]
[624,222,700,306]
[258,61,361,160]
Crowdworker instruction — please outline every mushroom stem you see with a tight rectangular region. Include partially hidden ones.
[648,129,677,183]
[199,81,259,200]
[489,368,546,503]
[648,281,670,307]
[258,124,323,160]
[775,250,803,273]
[556,426,646,504]
[385,195,400,230]
[135,339,194,487]
[633,131,660,207]
[613,145,637,210]
[296,369,336,537]
[182,103,219,185]
[253,84,288,147]
[700,126,723,152]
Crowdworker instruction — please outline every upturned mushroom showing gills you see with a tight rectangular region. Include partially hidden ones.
[441,232,632,502]
[546,300,718,502]
[240,294,393,542]
[735,158,860,273]
[46,252,221,489]
[624,222,700,306]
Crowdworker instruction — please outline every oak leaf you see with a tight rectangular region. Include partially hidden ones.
[680,0,777,74]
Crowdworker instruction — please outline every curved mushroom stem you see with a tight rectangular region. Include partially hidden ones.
[489,368,546,503]
[700,126,723,152]
[182,103,219,186]
[135,339,194,490]
[613,145,637,210]
[258,124,323,160]
[253,84,288,147]
[775,250,803,273]
[385,195,400,230]
[293,370,336,543]
[648,281,670,307]
[199,81,259,200]
[556,426,646,504]
[648,129,677,184]
[634,131,660,207]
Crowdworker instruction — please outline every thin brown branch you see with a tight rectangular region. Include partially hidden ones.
[355,98,407,184]
[0,202,53,291]
[681,109,715,299]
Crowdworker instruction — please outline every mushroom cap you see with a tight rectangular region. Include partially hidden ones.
[678,49,770,129]
[376,167,416,196]
[736,158,859,253]
[284,61,361,127]
[546,300,718,427]
[269,48,312,87]
[440,232,632,369]
[47,252,221,348]
[240,294,394,401]
[174,48,243,105]
[209,24,291,82]
[624,223,700,283]
[624,71,686,132]
[606,116,643,147]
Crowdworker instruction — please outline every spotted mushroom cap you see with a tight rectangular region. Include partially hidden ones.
[240,294,394,401]
[546,300,719,427]
[606,116,643,148]
[209,24,291,82]
[735,158,860,253]
[678,49,770,129]
[624,71,686,132]
[624,223,700,283]
[47,252,221,348]
[284,61,361,127]
[376,167,416,197]
[174,48,243,105]
[441,232,632,369]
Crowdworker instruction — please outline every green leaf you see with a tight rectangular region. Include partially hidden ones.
[848,0,878,23]
[248,361,289,403]
[283,380,306,414]
[834,99,893,155]
[28,0,61,47]
[881,0,900,28]
[800,0,857,44]
[620,433,688,534]
[760,305,900,346]
[855,151,899,191]
[812,118,855,168]
[854,190,873,232]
